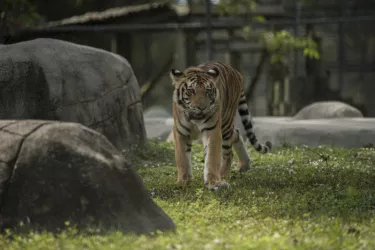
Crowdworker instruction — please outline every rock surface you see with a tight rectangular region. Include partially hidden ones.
[144,106,172,118]
[0,38,146,150]
[145,116,375,148]
[293,101,364,120]
[0,120,175,234]
[247,117,375,148]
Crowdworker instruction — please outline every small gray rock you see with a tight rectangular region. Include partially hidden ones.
[293,101,363,120]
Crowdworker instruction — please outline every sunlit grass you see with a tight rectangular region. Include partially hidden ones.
[1,141,375,249]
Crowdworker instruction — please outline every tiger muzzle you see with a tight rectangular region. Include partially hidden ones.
[189,112,205,120]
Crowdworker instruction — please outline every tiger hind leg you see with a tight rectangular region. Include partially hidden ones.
[232,128,251,172]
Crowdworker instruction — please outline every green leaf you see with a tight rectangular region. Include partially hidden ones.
[252,15,266,23]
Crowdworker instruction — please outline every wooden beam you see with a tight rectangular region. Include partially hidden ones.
[13,15,375,35]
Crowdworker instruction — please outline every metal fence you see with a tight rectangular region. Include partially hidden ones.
[5,1,375,116]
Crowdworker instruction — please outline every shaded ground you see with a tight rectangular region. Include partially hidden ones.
[1,141,375,249]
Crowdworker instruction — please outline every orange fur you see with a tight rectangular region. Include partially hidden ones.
[169,61,271,190]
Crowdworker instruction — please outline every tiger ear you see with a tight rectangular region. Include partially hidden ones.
[206,68,219,78]
[169,69,184,84]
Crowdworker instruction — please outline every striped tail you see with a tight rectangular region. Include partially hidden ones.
[237,91,272,154]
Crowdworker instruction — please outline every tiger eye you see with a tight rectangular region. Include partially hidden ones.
[188,89,195,95]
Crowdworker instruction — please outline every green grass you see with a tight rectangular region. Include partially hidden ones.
[2,141,375,249]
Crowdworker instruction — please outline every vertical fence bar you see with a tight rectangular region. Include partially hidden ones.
[337,0,347,89]
[294,0,301,78]
[204,0,213,61]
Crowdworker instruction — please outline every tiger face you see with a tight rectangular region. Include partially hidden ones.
[170,68,220,121]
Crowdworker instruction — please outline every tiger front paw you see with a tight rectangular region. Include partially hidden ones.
[176,174,193,186]
[204,181,231,191]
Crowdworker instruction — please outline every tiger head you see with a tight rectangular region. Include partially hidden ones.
[169,67,220,121]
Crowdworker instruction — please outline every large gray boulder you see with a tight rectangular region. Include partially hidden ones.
[0,120,175,234]
[293,101,363,120]
[0,38,146,150]
[158,117,375,148]
[252,117,375,148]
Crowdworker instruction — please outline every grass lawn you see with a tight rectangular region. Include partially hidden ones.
[1,140,375,249]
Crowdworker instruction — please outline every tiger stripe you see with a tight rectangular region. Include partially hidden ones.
[170,61,272,190]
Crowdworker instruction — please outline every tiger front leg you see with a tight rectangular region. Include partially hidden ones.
[220,146,233,181]
[200,123,230,190]
[173,126,193,186]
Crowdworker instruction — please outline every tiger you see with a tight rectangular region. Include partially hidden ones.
[169,61,272,190]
